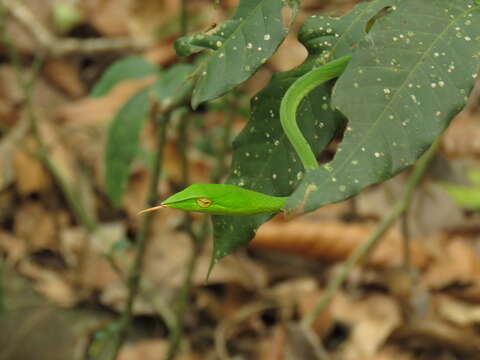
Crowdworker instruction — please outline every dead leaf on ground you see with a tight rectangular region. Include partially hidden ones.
[423,235,480,289]
[19,261,78,307]
[44,59,87,98]
[442,112,480,158]
[14,201,59,251]
[14,136,52,195]
[435,295,480,327]
[0,231,27,263]
[332,293,401,359]
[251,218,430,268]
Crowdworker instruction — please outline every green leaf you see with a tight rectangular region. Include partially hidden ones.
[91,56,157,98]
[441,183,480,210]
[105,64,194,207]
[105,89,150,207]
[287,0,480,214]
[211,0,394,263]
[150,64,194,107]
[175,0,296,108]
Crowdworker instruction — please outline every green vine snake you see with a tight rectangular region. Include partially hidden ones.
[140,55,352,216]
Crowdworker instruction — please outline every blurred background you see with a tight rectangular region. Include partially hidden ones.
[0,0,480,359]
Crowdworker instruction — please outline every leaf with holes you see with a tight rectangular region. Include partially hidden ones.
[286,0,480,214]
[175,0,298,108]
[211,0,395,263]
[90,56,157,97]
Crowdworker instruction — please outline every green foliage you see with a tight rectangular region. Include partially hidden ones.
[442,182,480,210]
[105,89,150,207]
[150,64,194,107]
[90,56,157,98]
[287,0,480,214]
[100,0,480,267]
[175,0,298,108]
[104,64,194,207]
[441,168,480,210]
[211,0,395,262]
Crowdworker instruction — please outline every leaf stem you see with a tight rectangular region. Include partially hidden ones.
[107,106,169,360]
[164,111,208,360]
[0,259,5,313]
[180,0,188,36]
[164,96,236,359]
[301,138,440,329]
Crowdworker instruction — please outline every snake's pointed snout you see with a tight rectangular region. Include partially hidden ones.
[138,205,166,215]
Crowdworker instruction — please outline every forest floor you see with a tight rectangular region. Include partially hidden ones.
[0,0,480,359]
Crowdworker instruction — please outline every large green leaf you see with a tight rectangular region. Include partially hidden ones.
[175,0,298,108]
[287,0,480,214]
[211,0,394,263]
[105,89,150,207]
[91,56,157,97]
[150,64,194,107]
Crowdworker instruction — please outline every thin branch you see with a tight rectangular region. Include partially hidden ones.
[163,111,207,360]
[2,0,150,56]
[180,0,188,36]
[164,94,237,359]
[0,259,5,313]
[301,138,440,329]
[106,106,169,360]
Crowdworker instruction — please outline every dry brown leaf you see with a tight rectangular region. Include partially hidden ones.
[118,340,168,360]
[250,219,430,268]
[367,346,415,360]
[423,235,480,289]
[144,42,178,66]
[392,319,480,355]
[19,261,78,307]
[268,33,307,72]
[80,0,131,36]
[442,112,480,158]
[333,293,401,359]
[0,116,29,192]
[256,325,287,360]
[0,231,27,263]
[14,201,59,251]
[44,59,87,98]
[435,295,480,326]
[13,136,52,195]
[57,77,154,126]
[61,223,126,292]
[357,175,464,239]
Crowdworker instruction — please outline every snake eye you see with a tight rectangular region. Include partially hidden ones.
[196,198,212,208]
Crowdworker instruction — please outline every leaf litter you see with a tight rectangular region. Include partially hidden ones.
[0,0,479,359]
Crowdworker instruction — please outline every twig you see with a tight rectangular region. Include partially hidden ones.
[0,259,5,313]
[106,105,169,360]
[163,111,208,360]
[301,138,440,329]
[2,0,150,56]
[180,0,188,36]
[164,93,236,359]
[211,95,235,184]
[401,212,411,270]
